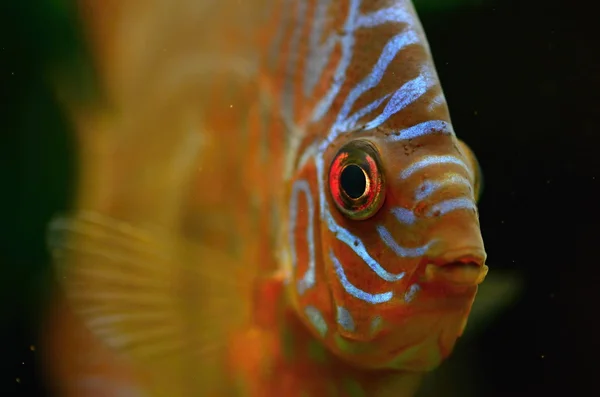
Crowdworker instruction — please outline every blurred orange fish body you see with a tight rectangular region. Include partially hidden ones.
[45,0,487,396]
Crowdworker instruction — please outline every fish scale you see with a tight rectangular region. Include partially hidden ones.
[45,1,488,396]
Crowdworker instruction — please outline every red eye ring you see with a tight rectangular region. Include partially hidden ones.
[328,140,386,220]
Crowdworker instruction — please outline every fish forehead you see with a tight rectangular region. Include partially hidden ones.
[256,0,450,182]
[266,0,445,116]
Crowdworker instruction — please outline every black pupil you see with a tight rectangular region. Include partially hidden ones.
[340,164,367,199]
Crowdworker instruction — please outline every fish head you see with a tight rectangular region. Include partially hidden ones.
[322,125,487,371]
[285,121,486,372]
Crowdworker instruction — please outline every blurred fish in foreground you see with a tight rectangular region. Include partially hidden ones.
[43,0,519,396]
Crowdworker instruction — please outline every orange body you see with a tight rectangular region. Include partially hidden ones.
[44,1,487,396]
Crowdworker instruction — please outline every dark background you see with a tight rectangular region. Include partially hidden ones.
[0,0,590,396]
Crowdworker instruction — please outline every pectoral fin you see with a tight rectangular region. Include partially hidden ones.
[462,270,523,338]
[47,210,248,395]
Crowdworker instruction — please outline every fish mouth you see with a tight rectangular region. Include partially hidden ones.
[423,256,488,286]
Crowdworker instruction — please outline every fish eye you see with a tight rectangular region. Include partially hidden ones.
[328,140,386,220]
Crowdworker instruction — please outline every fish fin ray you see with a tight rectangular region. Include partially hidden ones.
[47,211,248,394]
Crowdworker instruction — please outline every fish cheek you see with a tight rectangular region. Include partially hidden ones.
[321,228,389,341]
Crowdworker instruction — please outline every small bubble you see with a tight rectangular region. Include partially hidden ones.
[16,378,20,383]
[29,345,35,351]
[541,354,545,359]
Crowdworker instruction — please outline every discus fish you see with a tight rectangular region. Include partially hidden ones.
[45,0,488,396]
